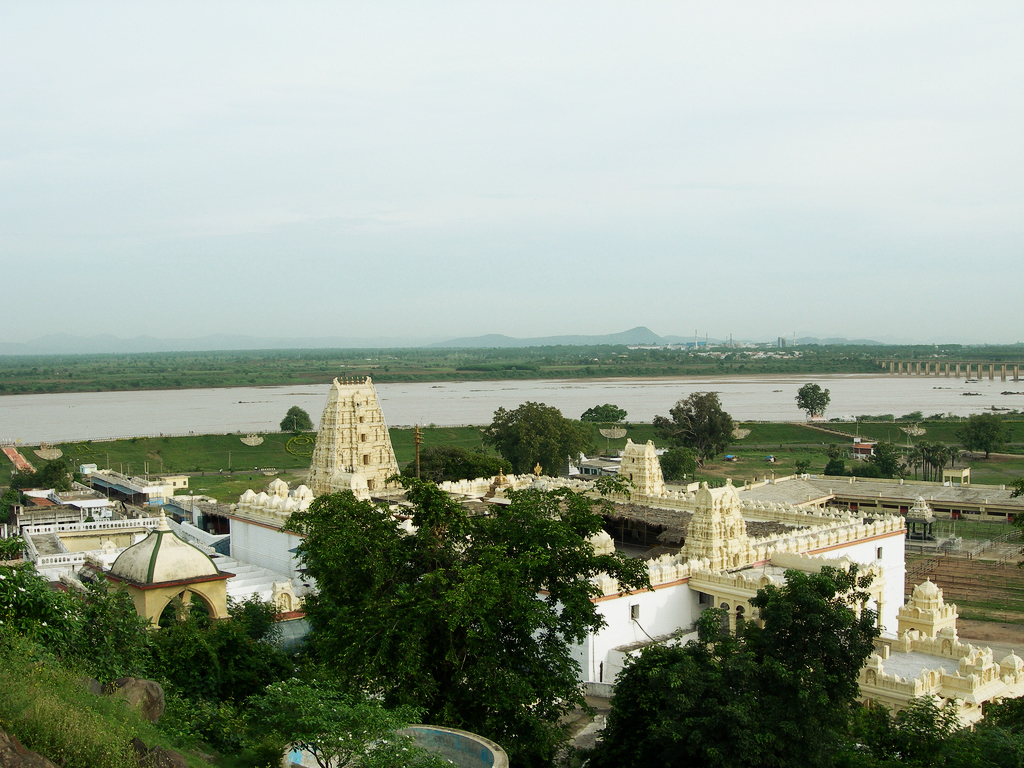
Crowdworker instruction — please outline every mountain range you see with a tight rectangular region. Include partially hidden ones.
[0,329,893,356]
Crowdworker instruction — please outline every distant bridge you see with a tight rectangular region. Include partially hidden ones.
[875,359,1022,382]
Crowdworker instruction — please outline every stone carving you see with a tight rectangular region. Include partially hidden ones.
[619,440,665,496]
[897,579,958,639]
[682,482,748,570]
[307,377,399,498]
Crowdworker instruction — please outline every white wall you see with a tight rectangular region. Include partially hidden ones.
[808,531,906,635]
[577,581,702,684]
[229,518,303,579]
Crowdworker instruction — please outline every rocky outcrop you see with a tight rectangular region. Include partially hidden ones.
[102,677,166,723]
[130,738,189,768]
[0,727,60,768]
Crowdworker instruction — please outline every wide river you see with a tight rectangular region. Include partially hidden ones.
[1,374,1021,445]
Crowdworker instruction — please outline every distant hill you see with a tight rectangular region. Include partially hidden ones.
[0,328,913,356]
[430,326,670,348]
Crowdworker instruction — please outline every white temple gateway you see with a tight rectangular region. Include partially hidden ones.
[306,377,400,498]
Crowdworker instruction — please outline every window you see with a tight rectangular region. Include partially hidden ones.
[876,546,883,560]
[362,455,370,465]
[360,433,367,442]
[630,605,640,621]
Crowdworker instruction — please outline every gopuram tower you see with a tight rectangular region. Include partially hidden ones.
[682,481,749,570]
[307,377,400,498]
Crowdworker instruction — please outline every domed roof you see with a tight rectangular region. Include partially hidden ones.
[912,579,942,605]
[109,512,220,585]
[1001,652,1024,673]
[907,496,936,523]
[268,478,289,497]
[292,484,312,500]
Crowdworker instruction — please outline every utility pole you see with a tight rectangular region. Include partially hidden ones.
[414,426,422,479]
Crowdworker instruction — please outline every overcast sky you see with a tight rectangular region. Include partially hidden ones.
[2,3,1022,346]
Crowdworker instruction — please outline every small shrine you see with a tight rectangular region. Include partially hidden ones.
[106,512,232,627]
[905,496,936,541]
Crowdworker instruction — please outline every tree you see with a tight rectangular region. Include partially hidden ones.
[581,404,627,423]
[824,457,846,476]
[147,598,292,702]
[589,566,879,768]
[659,447,697,482]
[482,401,596,475]
[653,392,734,464]
[280,405,313,433]
[795,383,831,419]
[283,480,650,766]
[400,445,510,483]
[9,458,73,492]
[957,413,1009,459]
[867,441,904,479]
[247,679,448,768]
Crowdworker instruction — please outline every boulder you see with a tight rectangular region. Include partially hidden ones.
[0,727,61,768]
[130,738,189,768]
[104,678,165,723]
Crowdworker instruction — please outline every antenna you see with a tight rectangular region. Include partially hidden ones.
[599,426,627,453]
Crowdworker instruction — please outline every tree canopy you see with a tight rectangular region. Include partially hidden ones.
[9,458,74,492]
[283,480,650,766]
[795,382,831,418]
[581,403,627,423]
[653,391,734,464]
[957,413,1009,459]
[482,401,596,475]
[247,679,448,768]
[280,405,314,433]
[400,444,510,483]
[659,446,697,482]
[589,565,879,768]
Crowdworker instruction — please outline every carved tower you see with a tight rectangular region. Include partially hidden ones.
[307,377,399,498]
[619,439,666,496]
[682,481,749,570]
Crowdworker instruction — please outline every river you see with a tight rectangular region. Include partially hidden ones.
[1,374,1021,445]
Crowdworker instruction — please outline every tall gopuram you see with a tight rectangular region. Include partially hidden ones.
[307,377,400,498]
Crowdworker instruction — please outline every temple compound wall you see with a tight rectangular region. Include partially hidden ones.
[307,377,399,499]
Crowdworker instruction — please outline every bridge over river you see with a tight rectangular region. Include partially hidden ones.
[876,359,1022,382]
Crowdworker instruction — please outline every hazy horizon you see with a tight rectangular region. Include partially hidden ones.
[3,3,1021,346]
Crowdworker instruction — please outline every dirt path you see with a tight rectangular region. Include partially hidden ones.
[957,618,1024,646]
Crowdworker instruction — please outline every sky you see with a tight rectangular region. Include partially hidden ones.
[2,2,1022,346]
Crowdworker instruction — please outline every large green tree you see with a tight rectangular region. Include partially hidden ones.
[483,401,596,475]
[795,382,831,418]
[400,445,510,483]
[659,447,697,482]
[957,413,1009,459]
[9,458,74,492]
[280,405,314,433]
[653,391,734,464]
[283,480,649,766]
[589,565,878,768]
[581,404,627,423]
